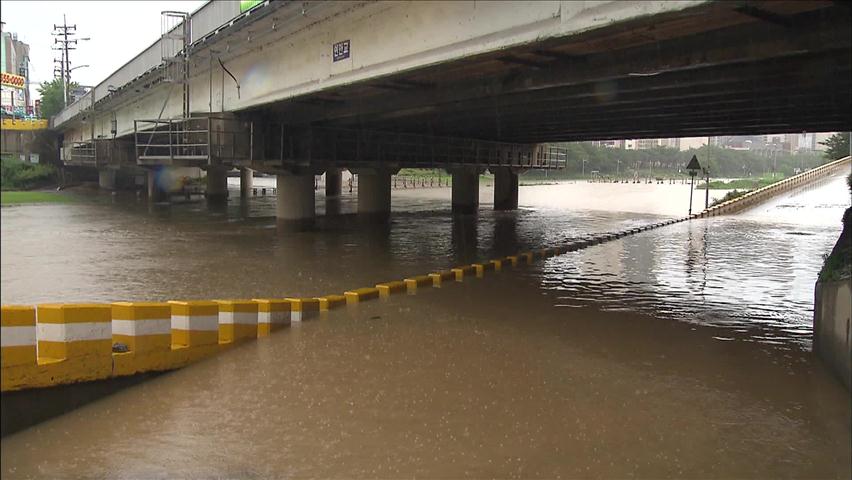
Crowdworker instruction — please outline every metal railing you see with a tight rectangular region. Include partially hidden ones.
[134,116,251,165]
[67,141,97,165]
[135,117,210,163]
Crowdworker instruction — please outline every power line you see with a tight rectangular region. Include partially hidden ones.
[51,15,79,107]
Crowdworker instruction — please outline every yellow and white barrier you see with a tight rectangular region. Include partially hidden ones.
[316,295,346,312]
[169,301,219,348]
[451,265,476,281]
[376,281,407,297]
[1,306,36,368]
[3,208,697,392]
[472,262,496,277]
[36,304,112,362]
[215,300,258,343]
[111,302,173,375]
[344,288,380,304]
[428,270,455,286]
[404,275,433,293]
[1,306,38,390]
[36,303,113,382]
[111,302,171,354]
[287,298,320,321]
[254,299,291,335]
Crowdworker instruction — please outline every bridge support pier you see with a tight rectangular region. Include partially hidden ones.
[325,169,342,197]
[239,168,253,198]
[451,168,480,214]
[356,169,392,219]
[146,169,168,202]
[206,167,229,204]
[276,172,315,227]
[493,167,519,210]
[98,169,116,191]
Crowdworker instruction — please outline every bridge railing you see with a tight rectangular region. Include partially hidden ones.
[134,116,252,166]
[66,142,97,167]
[134,118,210,165]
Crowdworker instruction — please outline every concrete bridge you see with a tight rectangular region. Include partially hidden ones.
[50,0,851,221]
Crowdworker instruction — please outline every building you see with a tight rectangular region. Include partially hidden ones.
[678,137,709,151]
[632,138,681,150]
[1,23,32,117]
[588,138,681,150]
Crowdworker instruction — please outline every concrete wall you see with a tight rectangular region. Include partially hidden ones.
[814,280,852,390]
[699,156,851,217]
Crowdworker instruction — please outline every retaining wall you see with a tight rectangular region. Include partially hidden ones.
[699,156,851,217]
[814,279,852,390]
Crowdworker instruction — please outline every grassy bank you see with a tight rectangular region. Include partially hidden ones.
[1,191,72,206]
[709,189,747,207]
[697,175,781,190]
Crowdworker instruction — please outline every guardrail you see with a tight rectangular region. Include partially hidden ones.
[134,116,251,165]
[699,156,851,217]
[2,214,697,392]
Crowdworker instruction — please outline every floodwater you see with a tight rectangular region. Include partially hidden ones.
[1,173,850,478]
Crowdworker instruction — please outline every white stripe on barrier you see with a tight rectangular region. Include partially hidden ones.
[1,326,36,347]
[258,311,290,325]
[112,318,170,336]
[36,322,111,342]
[171,315,219,331]
[218,311,257,325]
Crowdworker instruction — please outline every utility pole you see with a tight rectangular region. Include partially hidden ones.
[705,146,711,209]
[52,15,78,107]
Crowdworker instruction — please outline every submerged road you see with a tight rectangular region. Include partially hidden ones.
[1,174,850,477]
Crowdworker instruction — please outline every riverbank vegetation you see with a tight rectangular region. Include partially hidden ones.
[818,172,852,282]
[709,190,748,207]
[522,144,825,181]
[697,175,781,190]
[1,156,57,191]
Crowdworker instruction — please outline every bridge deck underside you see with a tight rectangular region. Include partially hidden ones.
[257,1,851,144]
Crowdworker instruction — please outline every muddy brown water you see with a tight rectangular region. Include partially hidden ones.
[1,175,850,478]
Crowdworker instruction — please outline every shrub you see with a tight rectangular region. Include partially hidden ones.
[0,157,57,191]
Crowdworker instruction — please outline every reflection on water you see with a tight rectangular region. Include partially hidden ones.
[1,173,850,477]
[1,174,846,351]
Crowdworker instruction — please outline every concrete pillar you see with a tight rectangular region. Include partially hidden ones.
[147,169,168,202]
[357,170,392,217]
[493,167,519,210]
[239,167,254,198]
[276,173,315,226]
[206,167,228,204]
[451,169,479,214]
[98,169,116,190]
[325,169,342,197]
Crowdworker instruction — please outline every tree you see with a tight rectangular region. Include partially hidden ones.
[819,132,850,161]
[36,78,77,119]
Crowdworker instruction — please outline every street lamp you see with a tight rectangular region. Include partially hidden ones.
[686,154,702,216]
[582,158,588,178]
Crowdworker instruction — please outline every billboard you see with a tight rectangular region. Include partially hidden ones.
[1,72,25,89]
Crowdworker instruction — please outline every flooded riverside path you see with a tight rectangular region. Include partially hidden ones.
[1,173,850,477]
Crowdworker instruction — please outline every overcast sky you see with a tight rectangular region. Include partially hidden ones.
[1,0,206,99]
